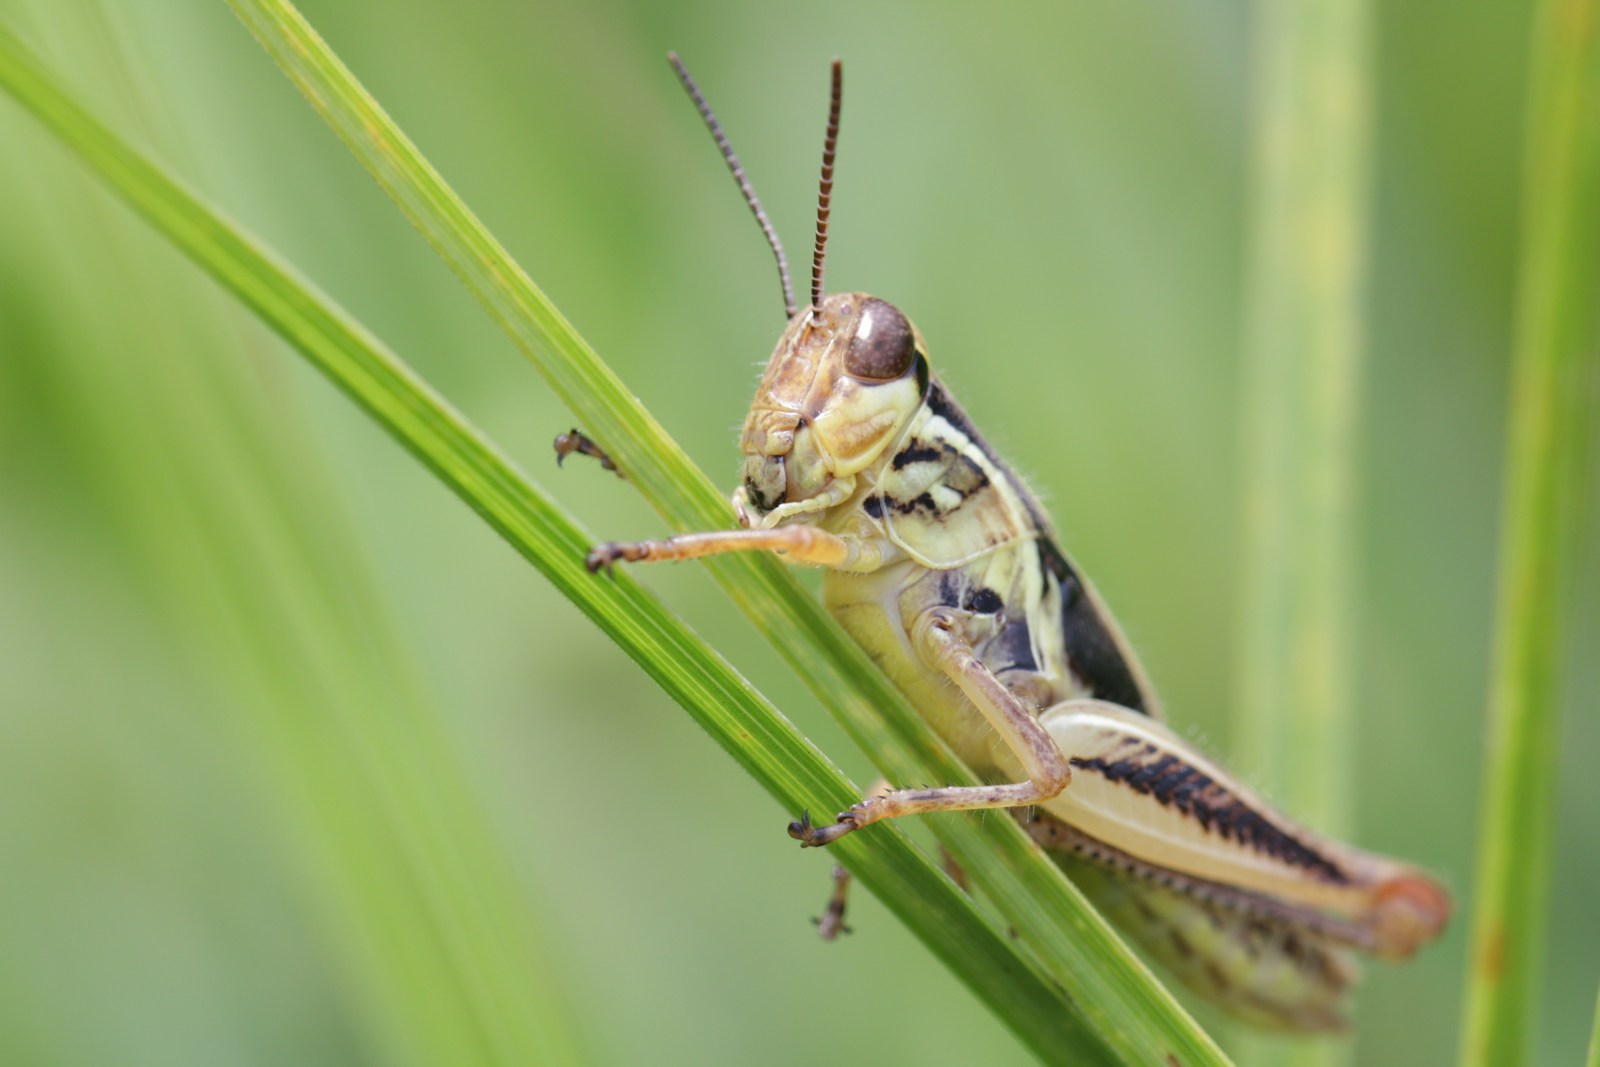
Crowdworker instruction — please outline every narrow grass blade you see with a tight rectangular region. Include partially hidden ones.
[0,26,1115,1064]
[1589,983,1600,1067]
[220,1,1232,1061]
[1459,2,1600,1064]
[1236,1,1370,1061]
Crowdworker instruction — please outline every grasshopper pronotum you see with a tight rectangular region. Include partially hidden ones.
[577,56,1450,1031]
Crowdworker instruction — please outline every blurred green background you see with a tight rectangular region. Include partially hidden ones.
[0,1,1594,1064]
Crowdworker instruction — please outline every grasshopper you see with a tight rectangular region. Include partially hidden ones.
[577,55,1450,1031]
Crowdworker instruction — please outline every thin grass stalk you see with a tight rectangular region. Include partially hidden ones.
[1236,2,1370,1060]
[0,26,1120,1063]
[1589,984,1600,1067]
[1459,2,1600,1064]
[220,0,1234,1062]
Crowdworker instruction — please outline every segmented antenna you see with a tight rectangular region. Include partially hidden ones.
[668,52,797,320]
[810,59,843,318]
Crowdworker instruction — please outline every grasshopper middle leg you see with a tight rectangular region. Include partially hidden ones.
[790,607,1074,847]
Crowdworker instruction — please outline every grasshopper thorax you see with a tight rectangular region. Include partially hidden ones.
[734,292,928,529]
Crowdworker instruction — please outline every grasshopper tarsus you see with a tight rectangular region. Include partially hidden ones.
[553,428,623,477]
[812,917,852,939]
[812,864,853,940]
[788,808,858,848]
[585,542,631,574]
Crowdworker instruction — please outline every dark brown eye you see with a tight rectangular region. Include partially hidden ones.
[843,298,916,380]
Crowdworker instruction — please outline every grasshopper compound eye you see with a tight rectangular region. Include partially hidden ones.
[844,298,915,380]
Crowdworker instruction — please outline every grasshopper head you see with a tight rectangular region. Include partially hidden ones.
[735,293,928,528]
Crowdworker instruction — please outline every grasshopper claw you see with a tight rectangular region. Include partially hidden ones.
[585,544,622,574]
[787,809,813,841]
[554,428,623,476]
[788,807,859,847]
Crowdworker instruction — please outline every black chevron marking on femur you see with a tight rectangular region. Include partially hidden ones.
[1069,749,1350,884]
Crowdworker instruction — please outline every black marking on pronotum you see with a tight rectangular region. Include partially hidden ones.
[863,495,885,520]
[880,447,991,521]
[937,571,964,609]
[1069,753,1350,885]
[945,453,991,500]
[925,382,983,445]
[891,440,949,469]
[889,491,941,517]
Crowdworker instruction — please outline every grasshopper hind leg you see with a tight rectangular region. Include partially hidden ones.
[1032,815,1358,1032]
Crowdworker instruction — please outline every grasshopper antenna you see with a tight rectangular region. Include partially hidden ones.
[668,52,797,320]
[810,58,843,319]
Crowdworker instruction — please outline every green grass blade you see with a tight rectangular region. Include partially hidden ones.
[219,2,1232,1062]
[1459,2,1600,1064]
[1589,984,1600,1067]
[1236,1,1369,1061]
[0,25,1112,1064]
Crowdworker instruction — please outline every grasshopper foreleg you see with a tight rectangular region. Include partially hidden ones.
[789,607,1075,847]
[587,525,852,571]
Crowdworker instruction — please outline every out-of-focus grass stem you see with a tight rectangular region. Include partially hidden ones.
[1587,984,1600,1067]
[1459,2,1600,1064]
[1236,1,1370,1060]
